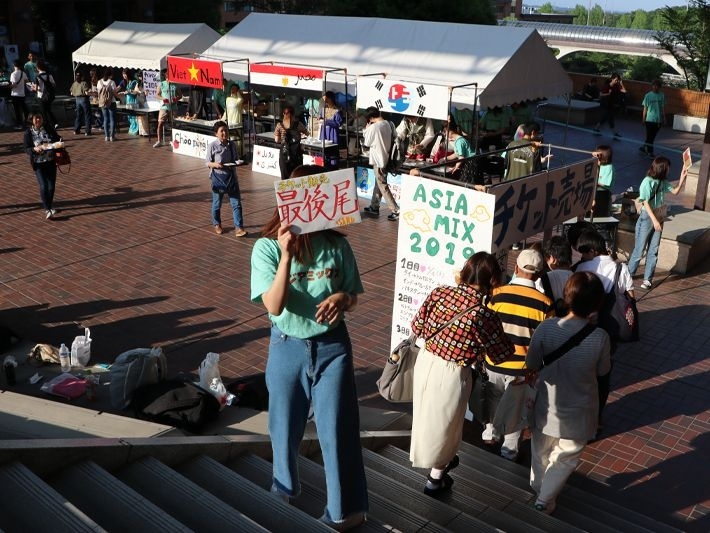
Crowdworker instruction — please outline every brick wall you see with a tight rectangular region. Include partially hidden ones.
[569,72,710,119]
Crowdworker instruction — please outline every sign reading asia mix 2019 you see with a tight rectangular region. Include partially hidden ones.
[390,159,596,350]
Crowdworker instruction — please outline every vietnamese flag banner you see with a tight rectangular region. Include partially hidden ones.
[167,56,223,89]
[250,63,324,91]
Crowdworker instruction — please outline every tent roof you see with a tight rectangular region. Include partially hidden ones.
[73,21,221,71]
[203,14,572,108]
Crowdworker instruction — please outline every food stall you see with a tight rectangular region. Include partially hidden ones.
[246,62,349,177]
[71,21,221,141]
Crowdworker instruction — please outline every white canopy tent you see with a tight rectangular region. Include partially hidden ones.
[202,13,572,108]
[72,21,221,71]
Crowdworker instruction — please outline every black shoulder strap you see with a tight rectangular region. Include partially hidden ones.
[612,262,622,294]
[542,323,596,367]
[540,271,554,302]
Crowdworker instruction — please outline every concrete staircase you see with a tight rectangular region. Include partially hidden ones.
[0,433,681,532]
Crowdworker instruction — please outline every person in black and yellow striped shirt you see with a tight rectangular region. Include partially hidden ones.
[483,249,552,461]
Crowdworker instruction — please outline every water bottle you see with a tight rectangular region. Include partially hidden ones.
[59,343,71,373]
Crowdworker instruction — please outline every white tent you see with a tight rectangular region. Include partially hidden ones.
[72,21,221,71]
[203,14,572,108]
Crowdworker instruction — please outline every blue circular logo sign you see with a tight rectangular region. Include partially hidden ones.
[388,83,410,112]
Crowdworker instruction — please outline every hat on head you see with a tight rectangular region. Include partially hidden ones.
[516,249,544,275]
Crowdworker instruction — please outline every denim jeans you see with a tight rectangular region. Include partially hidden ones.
[34,161,57,211]
[628,210,662,282]
[74,97,91,134]
[102,105,116,139]
[266,322,368,522]
[211,186,243,229]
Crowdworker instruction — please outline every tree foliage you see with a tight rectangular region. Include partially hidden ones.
[322,0,495,24]
[655,0,710,89]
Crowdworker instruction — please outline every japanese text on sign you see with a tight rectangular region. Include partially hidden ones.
[488,159,597,251]
[274,168,361,234]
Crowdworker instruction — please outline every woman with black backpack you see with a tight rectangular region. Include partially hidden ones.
[274,104,307,180]
[35,60,57,134]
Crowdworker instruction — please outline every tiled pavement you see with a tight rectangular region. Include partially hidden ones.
[1,111,709,531]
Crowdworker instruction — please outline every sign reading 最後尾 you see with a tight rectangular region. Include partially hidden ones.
[167,56,223,89]
[391,174,495,349]
[356,78,450,121]
[250,64,324,91]
[275,168,361,234]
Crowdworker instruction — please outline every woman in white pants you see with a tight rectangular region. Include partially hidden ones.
[525,271,611,514]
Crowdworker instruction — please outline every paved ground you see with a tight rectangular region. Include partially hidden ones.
[0,109,708,530]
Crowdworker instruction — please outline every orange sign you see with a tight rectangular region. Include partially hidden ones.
[167,56,223,89]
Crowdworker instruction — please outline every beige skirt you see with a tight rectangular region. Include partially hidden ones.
[409,347,473,468]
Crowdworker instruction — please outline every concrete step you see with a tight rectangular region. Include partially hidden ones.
[48,460,191,532]
[297,454,451,533]
[177,454,332,532]
[0,461,104,532]
[369,446,553,533]
[116,455,267,532]
[458,442,682,533]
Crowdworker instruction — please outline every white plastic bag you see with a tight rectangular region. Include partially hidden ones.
[71,328,92,367]
[197,352,234,409]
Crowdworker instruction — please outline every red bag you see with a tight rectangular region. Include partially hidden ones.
[55,147,71,173]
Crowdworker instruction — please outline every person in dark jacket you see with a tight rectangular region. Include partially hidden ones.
[23,112,61,219]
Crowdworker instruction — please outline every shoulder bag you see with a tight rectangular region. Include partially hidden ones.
[492,323,596,435]
[55,147,71,173]
[377,303,478,403]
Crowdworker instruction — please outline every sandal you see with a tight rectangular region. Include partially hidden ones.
[424,473,453,496]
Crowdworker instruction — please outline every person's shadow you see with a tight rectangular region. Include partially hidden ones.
[607,432,710,532]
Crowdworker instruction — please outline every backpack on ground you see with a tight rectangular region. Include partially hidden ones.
[131,378,220,433]
[39,73,55,103]
[385,120,404,175]
[109,347,168,409]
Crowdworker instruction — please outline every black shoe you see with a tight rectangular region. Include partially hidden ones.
[363,206,380,216]
[423,473,453,496]
[443,455,460,475]
[387,211,400,221]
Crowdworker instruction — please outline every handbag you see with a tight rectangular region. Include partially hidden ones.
[609,263,640,343]
[54,147,71,173]
[492,323,596,435]
[634,183,667,223]
[377,304,478,403]
[468,367,489,424]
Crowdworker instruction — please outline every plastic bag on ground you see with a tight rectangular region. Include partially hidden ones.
[71,327,92,367]
[41,373,87,399]
[197,352,234,409]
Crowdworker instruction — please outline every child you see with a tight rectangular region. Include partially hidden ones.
[592,145,614,217]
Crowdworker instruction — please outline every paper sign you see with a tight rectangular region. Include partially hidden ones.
[390,174,496,349]
[171,129,214,159]
[356,78,450,121]
[682,147,692,170]
[250,63,324,91]
[487,159,597,250]
[252,145,281,177]
[142,70,161,108]
[275,168,361,234]
[167,56,223,89]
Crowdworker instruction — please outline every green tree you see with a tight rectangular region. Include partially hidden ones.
[588,5,605,26]
[539,2,554,14]
[615,13,633,28]
[655,0,710,89]
[571,5,588,25]
[630,10,649,29]
[629,56,667,82]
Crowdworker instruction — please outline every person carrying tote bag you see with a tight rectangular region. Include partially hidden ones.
[628,156,687,291]
[409,252,514,497]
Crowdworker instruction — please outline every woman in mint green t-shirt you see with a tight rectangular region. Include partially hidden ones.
[250,165,368,530]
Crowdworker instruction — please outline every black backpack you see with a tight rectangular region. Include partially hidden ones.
[39,73,55,103]
[131,379,220,433]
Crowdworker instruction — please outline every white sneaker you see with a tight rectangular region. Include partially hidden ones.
[236,159,244,165]
[50,208,57,216]
[153,141,163,148]
[640,280,652,290]
[45,210,53,220]
[319,512,366,531]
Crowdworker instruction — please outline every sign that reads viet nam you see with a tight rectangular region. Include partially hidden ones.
[488,159,597,251]
[250,63,324,91]
[390,174,495,350]
[356,78,450,121]
[167,56,223,89]
[275,168,361,234]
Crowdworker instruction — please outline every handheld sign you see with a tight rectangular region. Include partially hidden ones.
[682,147,692,171]
[275,168,361,234]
